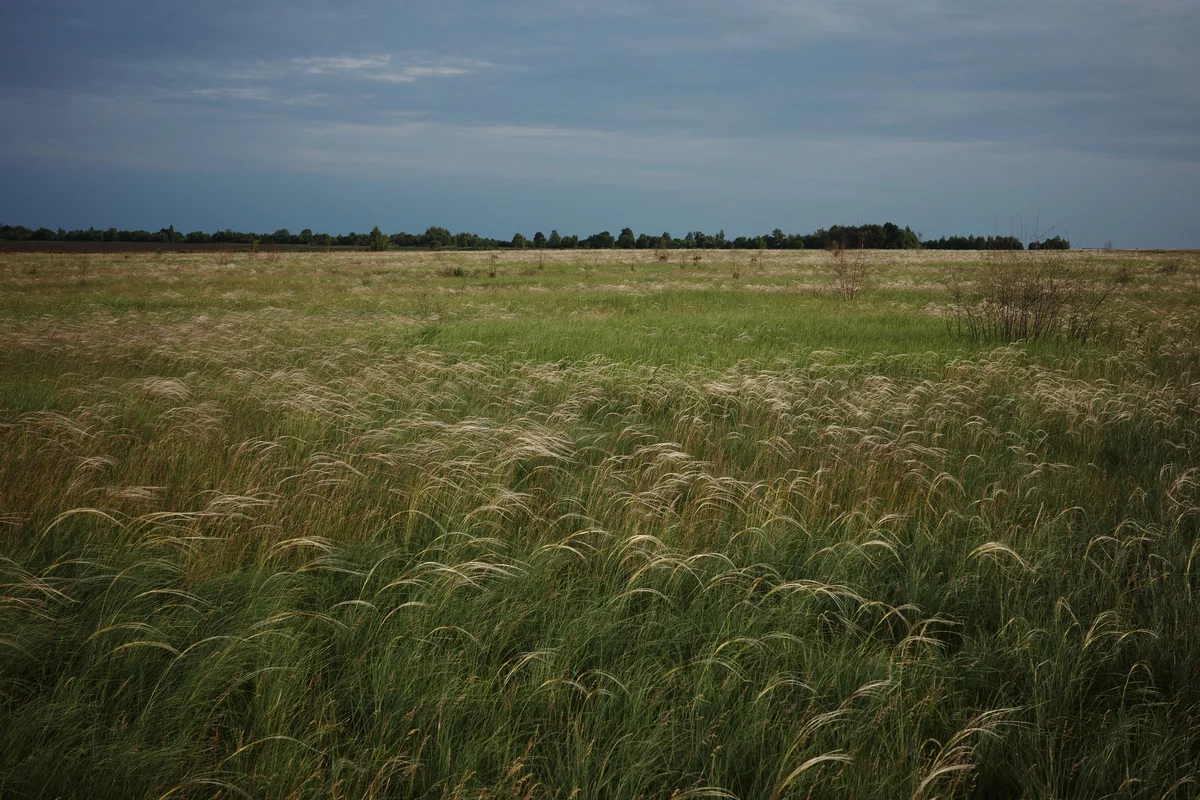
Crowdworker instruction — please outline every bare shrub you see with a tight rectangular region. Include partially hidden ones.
[948,250,1115,343]
[827,241,869,300]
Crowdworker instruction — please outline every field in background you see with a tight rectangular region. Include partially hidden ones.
[2,248,1199,798]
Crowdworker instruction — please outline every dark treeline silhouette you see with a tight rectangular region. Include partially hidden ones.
[922,235,1025,251]
[921,234,1074,251]
[1027,236,1071,250]
[0,222,1068,250]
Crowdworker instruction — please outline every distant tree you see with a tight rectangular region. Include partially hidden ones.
[512,232,527,249]
[423,226,452,249]
[299,228,313,245]
[368,226,391,251]
[533,231,547,248]
[155,225,184,244]
[451,232,476,248]
[617,227,636,249]
[1029,235,1070,250]
[588,231,615,249]
[547,230,562,248]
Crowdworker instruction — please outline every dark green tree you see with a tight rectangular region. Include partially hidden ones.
[368,226,391,251]
[617,227,636,249]
[1029,236,1070,250]
[586,231,615,249]
[422,226,452,249]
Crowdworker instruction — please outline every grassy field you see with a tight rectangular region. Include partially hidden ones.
[2,247,1199,798]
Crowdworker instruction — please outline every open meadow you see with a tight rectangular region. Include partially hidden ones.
[2,247,1199,798]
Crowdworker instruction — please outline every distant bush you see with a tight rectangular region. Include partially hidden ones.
[826,241,870,300]
[948,252,1113,343]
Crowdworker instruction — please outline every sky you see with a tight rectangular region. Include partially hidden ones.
[1,0,1198,247]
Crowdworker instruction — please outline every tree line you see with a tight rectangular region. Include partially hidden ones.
[0,222,1068,250]
[921,234,1069,251]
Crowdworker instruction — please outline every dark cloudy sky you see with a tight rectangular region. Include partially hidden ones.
[2,1,1197,246]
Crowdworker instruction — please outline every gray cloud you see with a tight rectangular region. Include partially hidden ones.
[1,0,1197,244]
[291,55,495,83]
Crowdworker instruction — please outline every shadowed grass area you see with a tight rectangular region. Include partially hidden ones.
[1,248,1199,798]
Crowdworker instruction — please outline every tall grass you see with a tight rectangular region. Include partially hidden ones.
[1,249,1199,798]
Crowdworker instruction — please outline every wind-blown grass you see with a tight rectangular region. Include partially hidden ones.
[1,248,1199,798]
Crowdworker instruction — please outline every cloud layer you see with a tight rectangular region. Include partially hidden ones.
[1,1,1197,245]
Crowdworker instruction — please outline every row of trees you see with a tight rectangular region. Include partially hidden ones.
[1,222,1068,251]
[922,234,1070,251]
[922,235,1025,251]
[0,225,372,248]
[361,223,922,251]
